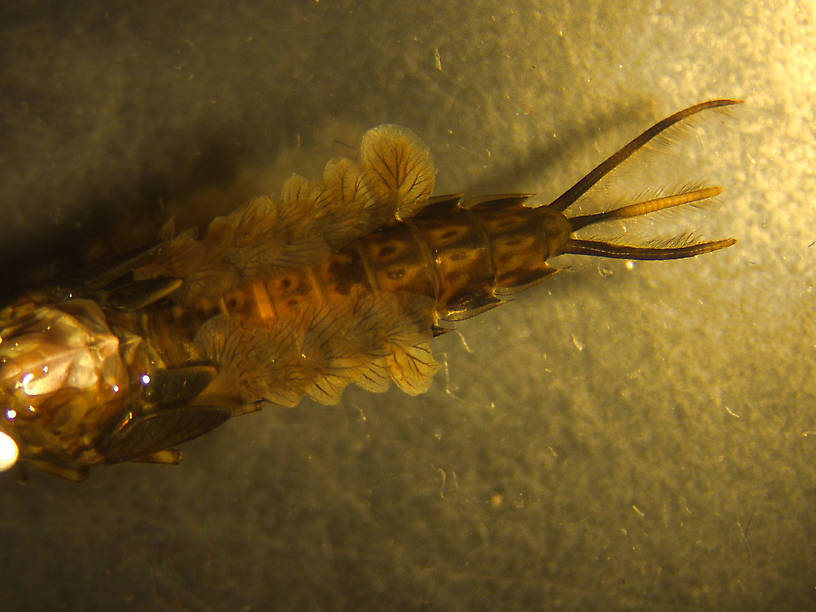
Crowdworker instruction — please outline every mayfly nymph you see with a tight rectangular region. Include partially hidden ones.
[0,100,739,481]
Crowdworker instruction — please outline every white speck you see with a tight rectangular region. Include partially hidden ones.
[437,467,446,498]
[454,330,472,353]
[625,261,635,270]
[20,372,34,394]
[5,409,16,421]
[597,263,613,278]
[0,431,19,472]
[141,374,151,385]
[112,385,120,393]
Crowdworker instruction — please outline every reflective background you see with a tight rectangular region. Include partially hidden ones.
[1,1,814,610]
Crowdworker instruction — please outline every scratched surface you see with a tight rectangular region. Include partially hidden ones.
[1,1,814,610]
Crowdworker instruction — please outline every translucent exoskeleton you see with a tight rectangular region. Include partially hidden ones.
[0,100,739,481]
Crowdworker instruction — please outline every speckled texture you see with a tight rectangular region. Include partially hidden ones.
[1,1,814,610]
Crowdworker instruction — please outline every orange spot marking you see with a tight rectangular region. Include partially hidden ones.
[252,281,275,321]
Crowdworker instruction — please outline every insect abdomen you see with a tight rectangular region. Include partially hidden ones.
[327,198,570,320]
[241,198,572,324]
[193,199,573,407]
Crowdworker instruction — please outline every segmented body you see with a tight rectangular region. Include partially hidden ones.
[0,101,739,480]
